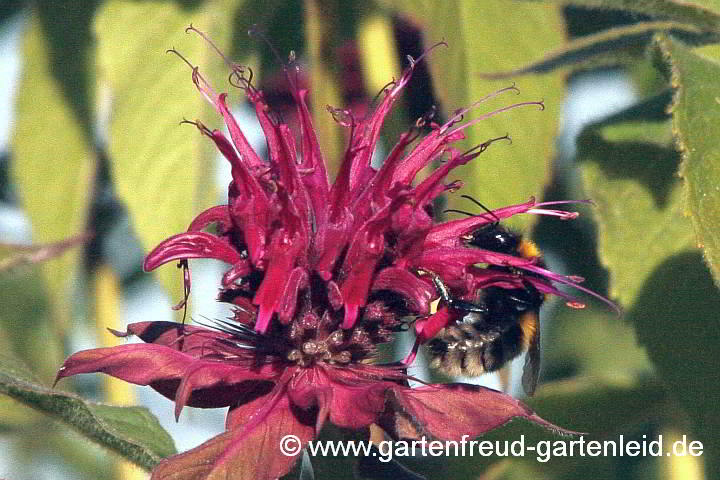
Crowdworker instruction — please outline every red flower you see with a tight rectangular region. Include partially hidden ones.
[56,27,613,480]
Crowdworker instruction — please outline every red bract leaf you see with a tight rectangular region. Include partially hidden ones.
[151,396,316,480]
[56,344,279,409]
[383,383,579,441]
[187,205,232,232]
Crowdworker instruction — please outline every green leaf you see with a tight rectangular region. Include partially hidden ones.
[577,75,720,475]
[95,0,241,306]
[628,251,720,478]
[527,0,720,33]
[0,261,62,382]
[385,0,566,229]
[478,21,705,80]
[0,353,176,470]
[657,35,720,285]
[577,98,695,306]
[0,0,23,25]
[545,306,652,383]
[11,6,96,332]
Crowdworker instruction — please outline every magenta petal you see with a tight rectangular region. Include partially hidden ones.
[424,197,537,246]
[143,232,242,271]
[277,267,309,323]
[187,205,232,232]
[253,230,304,333]
[385,383,578,441]
[221,260,252,286]
[415,306,459,343]
[151,395,315,480]
[216,93,266,170]
[371,267,433,314]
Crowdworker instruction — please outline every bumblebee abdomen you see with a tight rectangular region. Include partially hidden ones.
[427,323,526,377]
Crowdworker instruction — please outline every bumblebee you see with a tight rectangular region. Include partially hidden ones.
[426,197,545,395]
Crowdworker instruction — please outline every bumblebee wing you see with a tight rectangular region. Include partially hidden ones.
[521,311,541,396]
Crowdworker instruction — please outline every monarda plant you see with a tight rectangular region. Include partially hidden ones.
[56,27,612,480]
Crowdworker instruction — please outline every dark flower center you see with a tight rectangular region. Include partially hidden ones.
[212,267,410,368]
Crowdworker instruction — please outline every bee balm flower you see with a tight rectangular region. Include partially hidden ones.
[56,27,609,480]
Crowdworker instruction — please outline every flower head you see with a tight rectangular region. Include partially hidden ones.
[56,27,614,480]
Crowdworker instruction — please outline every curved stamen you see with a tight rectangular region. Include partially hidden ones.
[528,208,579,220]
[522,264,621,315]
[228,66,254,91]
[327,106,356,128]
[440,84,519,133]
[248,24,300,93]
[410,40,449,67]
[475,133,512,154]
[167,48,219,107]
[415,105,438,129]
[179,118,213,137]
[527,200,594,220]
[186,24,234,68]
[445,100,545,136]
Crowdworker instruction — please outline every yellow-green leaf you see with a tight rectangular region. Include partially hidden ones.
[11,7,96,332]
[386,0,566,230]
[95,0,241,307]
[305,0,345,180]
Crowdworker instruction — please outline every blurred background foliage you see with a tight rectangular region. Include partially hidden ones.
[1,0,719,479]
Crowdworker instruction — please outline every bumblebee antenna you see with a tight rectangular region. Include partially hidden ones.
[443,208,475,217]
[461,194,500,224]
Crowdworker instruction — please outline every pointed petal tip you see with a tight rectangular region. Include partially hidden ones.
[254,307,273,334]
[341,304,359,329]
[174,402,184,422]
[526,413,585,437]
[53,367,67,388]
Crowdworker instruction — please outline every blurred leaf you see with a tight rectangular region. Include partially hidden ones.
[577,97,694,306]
[95,0,242,306]
[629,251,720,479]
[0,395,38,431]
[527,0,720,32]
[15,423,113,480]
[478,21,704,79]
[0,353,176,470]
[299,424,365,479]
[0,262,62,382]
[545,305,652,384]
[656,35,720,286]
[357,13,401,97]
[11,5,97,332]
[385,0,566,230]
[0,0,24,25]
[305,0,345,180]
